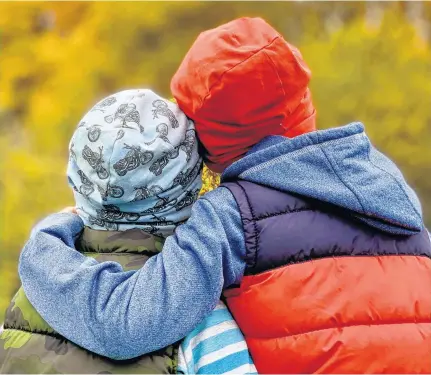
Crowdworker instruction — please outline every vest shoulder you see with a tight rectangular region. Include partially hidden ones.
[222,181,431,275]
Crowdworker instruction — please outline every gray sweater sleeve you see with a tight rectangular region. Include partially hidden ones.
[19,187,246,360]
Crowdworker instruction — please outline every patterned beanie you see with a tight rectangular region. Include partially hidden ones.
[67,89,203,238]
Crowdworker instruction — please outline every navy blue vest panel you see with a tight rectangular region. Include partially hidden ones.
[221,181,431,276]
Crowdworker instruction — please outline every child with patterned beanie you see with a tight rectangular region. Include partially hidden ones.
[0,89,256,374]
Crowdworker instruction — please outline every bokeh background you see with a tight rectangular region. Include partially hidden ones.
[1,1,430,321]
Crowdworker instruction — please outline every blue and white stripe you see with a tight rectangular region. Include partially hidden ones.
[178,301,257,374]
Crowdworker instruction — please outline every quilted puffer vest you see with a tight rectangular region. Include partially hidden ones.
[223,181,431,374]
[0,228,178,374]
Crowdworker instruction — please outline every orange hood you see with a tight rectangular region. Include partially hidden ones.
[171,17,316,172]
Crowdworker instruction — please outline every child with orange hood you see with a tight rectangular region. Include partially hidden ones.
[19,17,431,373]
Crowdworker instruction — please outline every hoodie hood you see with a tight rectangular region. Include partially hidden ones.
[223,122,423,235]
[171,17,316,173]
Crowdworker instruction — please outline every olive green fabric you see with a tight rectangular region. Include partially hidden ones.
[0,228,178,374]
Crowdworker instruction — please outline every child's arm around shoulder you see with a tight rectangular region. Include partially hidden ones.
[19,187,246,360]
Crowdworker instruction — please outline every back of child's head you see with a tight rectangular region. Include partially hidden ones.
[67,89,202,238]
[171,17,317,173]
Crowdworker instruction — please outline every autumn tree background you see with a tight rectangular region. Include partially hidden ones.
[0,1,430,320]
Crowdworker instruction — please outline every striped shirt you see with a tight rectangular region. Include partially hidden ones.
[177,301,257,374]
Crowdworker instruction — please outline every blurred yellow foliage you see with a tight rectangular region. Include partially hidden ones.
[200,167,221,196]
[0,2,430,320]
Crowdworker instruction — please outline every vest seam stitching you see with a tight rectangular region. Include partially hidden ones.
[221,183,255,269]
[247,318,431,340]
[252,207,313,222]
[245,253,431,276]
[237,181,260,269]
